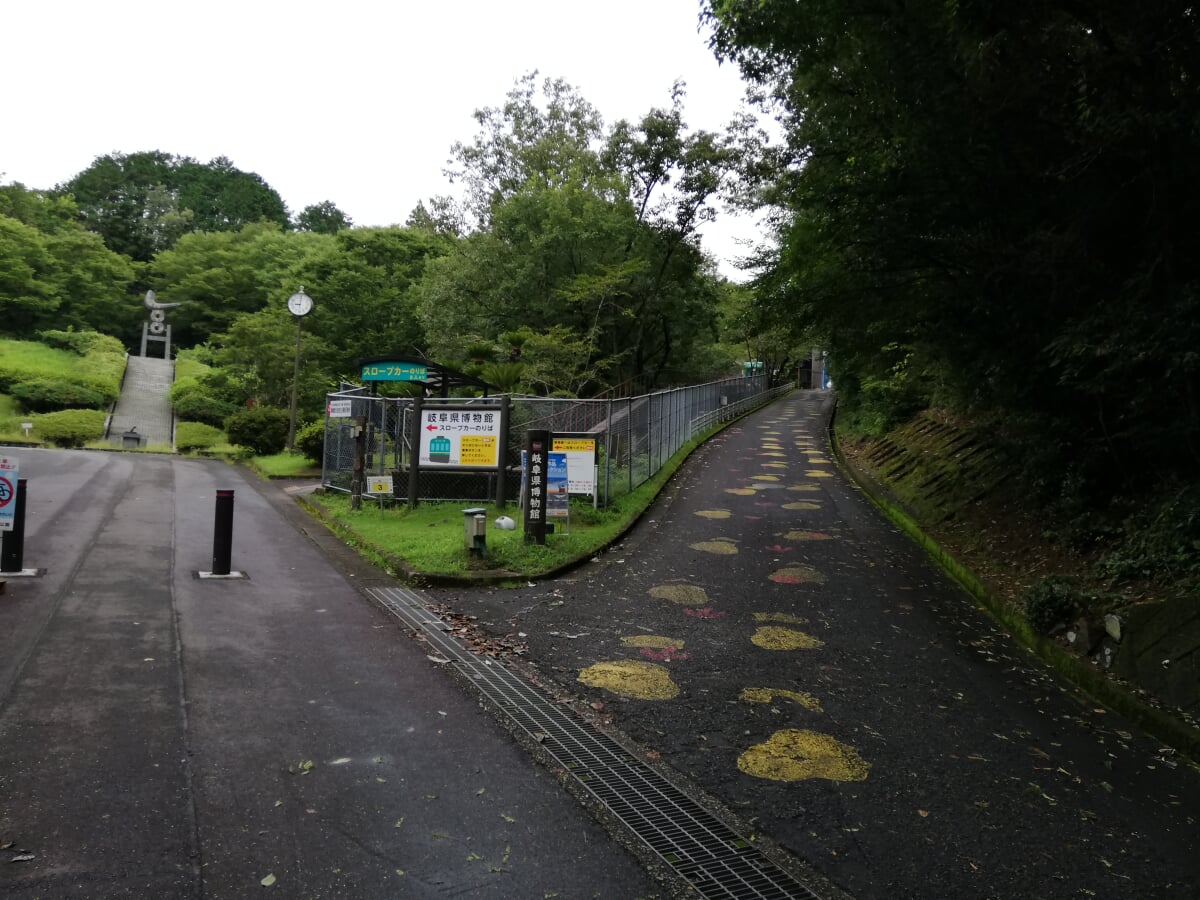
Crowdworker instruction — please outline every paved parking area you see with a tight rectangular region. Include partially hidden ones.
[0,449,655,899]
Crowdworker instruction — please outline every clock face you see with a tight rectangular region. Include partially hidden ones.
[287,291,313,316]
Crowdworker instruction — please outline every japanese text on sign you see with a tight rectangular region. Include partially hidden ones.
[419,407,501,468]
[361,362,428,382]
[0,456,18,532]
[551,436,597,495]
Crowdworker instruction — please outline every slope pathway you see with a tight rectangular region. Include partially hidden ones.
[449,389,1200,899]
[107,355,175,448]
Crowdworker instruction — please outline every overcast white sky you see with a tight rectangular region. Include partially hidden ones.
[2,0,770,278]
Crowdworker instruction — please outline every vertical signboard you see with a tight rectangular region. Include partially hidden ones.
[0,457,18,532]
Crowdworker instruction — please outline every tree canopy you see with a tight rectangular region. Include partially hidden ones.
[705,0,1200,494]
[55,151,289,261]
[419,72,742,391]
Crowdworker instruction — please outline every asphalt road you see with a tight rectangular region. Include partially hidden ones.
[5,390,1200,900]
[446,390,1200,900]
[0,449,656,899]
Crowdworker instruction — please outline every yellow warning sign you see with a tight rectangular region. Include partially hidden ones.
[459,435,499,467]
[552,438,595,453]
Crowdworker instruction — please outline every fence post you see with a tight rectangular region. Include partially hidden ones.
[495,396,510,508]
[408,393,423,508]
[604,398,613,508]
[351,415,366,511]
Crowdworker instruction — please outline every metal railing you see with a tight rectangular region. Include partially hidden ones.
[322,375,787,507]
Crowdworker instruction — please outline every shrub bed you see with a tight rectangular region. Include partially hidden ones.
[33,409,107,448]
[175,421,226,452]
[11,377,113,413]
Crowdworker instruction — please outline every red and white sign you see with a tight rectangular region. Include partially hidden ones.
[0,456,18,532]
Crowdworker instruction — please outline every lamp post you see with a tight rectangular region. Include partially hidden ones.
[286,287,314,451]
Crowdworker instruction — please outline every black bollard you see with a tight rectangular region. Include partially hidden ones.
[211,489,235,576]
[0,478,27,572]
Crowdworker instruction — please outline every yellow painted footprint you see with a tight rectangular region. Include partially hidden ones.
[738,730,871,782]
[649,583,710,606]
[751,626,824,650]
[691,539,738,555]
[740,687,823,713]
[578,661,679,700]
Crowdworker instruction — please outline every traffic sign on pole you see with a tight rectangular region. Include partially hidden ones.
[0,457,19,532]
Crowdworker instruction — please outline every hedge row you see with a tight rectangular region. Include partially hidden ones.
[168,377,238,428]
[32,409,108,448]
[11,377,115,413]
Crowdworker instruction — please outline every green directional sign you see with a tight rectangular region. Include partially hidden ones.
[361,361,428,382]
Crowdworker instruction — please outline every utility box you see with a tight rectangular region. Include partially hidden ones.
[462,507,487,557]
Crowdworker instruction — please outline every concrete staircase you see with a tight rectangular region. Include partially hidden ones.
[107,356,175,449]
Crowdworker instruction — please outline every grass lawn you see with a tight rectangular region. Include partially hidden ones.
[302,429,706,581]
[250,452,322,478]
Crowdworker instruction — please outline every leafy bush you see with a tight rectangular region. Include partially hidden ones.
[34,409,107,447]
[225,406,289,456]
[11,377,112,413]
[169,377,237,426]
[175,421,225,452]
[294,419,326,463]
[1094,484,1200,591]
[1022,577,1080,634]
[37,330,125,356]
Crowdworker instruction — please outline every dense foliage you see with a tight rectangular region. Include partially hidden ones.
[1,78,798,443]
[55,151,289,262]
[705,1,1200,504]
[417,74,746,390]
[224,406,290,456]
[0,185,139,337]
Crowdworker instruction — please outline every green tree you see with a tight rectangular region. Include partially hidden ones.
[0,215,57,335]
[291,226,449,371]
[148,223,331,348]
[211,307,334,412]
[0,185,137,339]
[57,152,289,261]
[295,201,352,234]
[705,0,1200,492]
[416,74,735,392]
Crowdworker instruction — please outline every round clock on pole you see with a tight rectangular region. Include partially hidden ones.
[287,288,314,317]
[286,287,313,450]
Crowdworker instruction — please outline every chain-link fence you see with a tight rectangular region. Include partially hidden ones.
[322,374,788,507]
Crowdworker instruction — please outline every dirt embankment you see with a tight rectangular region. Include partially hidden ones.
[836,409,1200,750]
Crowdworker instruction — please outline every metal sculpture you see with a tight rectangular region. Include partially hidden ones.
[140,290,184,358]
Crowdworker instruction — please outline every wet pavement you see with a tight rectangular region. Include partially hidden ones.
[442,390,1200,900]
[0,450,656,899]
[4,390,1200,899]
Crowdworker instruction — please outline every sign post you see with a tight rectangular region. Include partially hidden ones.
[0,475,26,574]
[0,457,18,533]
[286,287,314,451]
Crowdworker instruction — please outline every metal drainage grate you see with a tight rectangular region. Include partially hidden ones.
[368,586,826,900]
